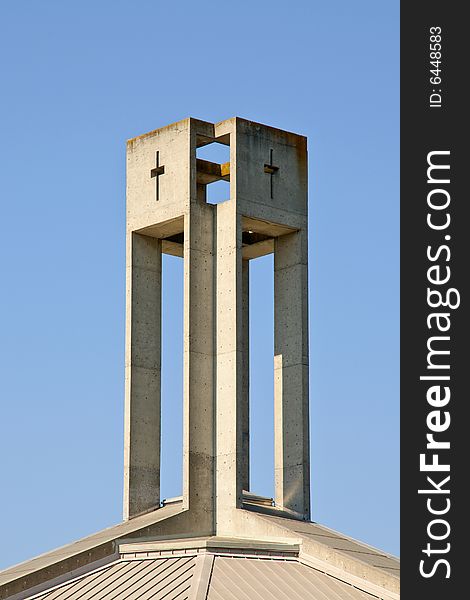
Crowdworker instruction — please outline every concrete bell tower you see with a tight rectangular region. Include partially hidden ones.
[124,117,310,533]
[0,117,400,600]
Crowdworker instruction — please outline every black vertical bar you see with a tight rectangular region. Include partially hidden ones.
[401,3,466,598]
[156,150,160,201]
[270,149,274,198]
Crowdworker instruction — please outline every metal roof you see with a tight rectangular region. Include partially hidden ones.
[20,552,393,600]
[207,556,377,600]
[32,557,195,600]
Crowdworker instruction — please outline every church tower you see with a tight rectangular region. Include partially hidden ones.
[124,117,310,527]
[0,118,399,600]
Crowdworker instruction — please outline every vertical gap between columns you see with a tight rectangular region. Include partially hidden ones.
[249,253,275,499]
[161,253,184,500]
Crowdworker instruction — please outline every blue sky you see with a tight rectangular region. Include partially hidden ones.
[0,0,399,568]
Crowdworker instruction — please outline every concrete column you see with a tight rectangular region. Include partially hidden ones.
[274,230,310,519]
[216,201,243,527]
[124,233,162,519]
[183,201,216,528]
[241,258,250,492]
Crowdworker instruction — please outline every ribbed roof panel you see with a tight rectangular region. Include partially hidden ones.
[24,551,393,599]
[207,556,378,600]
[33,557,195,600]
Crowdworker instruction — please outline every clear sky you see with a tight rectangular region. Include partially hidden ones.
[0,0,399,568]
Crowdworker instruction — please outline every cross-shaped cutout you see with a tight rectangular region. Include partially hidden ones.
[264,149,279,199]
[150,151,165,201]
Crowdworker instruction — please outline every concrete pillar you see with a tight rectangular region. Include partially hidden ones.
[216,201,243,526]
[241,258,250,492]
[183,200,215,526]
[123,233,162,519]
[274,230,310,519]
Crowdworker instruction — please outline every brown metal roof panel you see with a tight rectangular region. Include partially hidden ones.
[31,557,195,600]
[73,561,147,600]
[132,557,194,600]
[38,562,133,599]
[212,557,295,600]
[207,556,378,600]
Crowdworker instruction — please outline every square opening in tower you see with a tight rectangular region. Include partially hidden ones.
[196,139,230,205]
